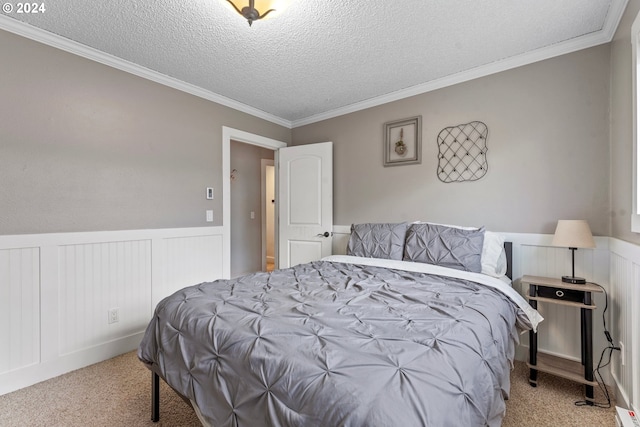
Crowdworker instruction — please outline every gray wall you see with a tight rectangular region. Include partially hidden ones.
[230,141,274,277]
[611,0,640,244]
[0,29,290,235]
[2,19,632,240]
[293,45,611,236]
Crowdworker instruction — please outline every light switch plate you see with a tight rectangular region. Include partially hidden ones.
[206,187,214,200]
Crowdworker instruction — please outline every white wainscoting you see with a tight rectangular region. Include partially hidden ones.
[0,247,40,375]
[333,226,637,407]
[0,227,224,396]
[609,238,640,411]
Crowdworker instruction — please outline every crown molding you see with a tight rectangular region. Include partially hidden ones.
[0,0,628,130]
[603,0,630,36]
[0,15,293,129]
[292,35,608,127]
[292,0,628,128]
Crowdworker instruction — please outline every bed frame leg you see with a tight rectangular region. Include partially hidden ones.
[152,372,160,422]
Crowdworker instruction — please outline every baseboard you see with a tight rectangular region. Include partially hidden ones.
[0,332,143,396]
[613,370,631,409]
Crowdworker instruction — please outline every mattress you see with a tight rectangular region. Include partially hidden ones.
[138,255,541,427]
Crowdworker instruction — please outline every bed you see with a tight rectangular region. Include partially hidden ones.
[138,222,542,426]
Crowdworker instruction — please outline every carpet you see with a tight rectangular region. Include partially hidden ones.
[0,351,616,426]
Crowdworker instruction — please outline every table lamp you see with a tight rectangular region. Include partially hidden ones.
[551,220,596,284]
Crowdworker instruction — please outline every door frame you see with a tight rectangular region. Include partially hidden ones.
[222,126,287,279]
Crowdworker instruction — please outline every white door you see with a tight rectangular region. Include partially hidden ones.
[277,142,333,268]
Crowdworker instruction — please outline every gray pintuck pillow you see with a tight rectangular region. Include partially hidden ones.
[346,223,408,260]
[403,223,485,272]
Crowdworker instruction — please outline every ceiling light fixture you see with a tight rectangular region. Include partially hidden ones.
[226,0,281,26]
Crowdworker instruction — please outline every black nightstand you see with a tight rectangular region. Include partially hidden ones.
[521,275,603,405]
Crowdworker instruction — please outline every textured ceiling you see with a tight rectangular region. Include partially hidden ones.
[0,0,628,127]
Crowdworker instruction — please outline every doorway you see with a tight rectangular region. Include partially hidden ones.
[222,127,332,277]
[230,141,275,277]
[222,127,287,279]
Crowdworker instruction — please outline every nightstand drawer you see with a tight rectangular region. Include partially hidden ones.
[537,286,584,303]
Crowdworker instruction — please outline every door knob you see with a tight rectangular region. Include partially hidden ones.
[317,232,331,238]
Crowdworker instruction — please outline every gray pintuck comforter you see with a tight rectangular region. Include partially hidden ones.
[139,259,535,427]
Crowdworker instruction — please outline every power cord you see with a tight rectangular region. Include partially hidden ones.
[574,282,620,408]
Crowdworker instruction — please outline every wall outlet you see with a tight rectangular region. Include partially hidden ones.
[206,210,213,222]
[108,308,119,324]
[620,341,625,366]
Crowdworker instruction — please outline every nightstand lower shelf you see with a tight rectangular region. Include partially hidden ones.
[527,353,598,388]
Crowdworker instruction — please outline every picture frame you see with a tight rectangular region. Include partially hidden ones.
[383,116,422,167]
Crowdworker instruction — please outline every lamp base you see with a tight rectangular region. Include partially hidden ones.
[561,275,586,285]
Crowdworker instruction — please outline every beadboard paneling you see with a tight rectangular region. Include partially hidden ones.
[609,239,640,410]
[0,247,40,374]
[0,227,223,395]
[58,240,152,356]
[159,234,223,306]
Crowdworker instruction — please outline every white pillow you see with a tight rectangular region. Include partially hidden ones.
[413,222,506,277]
[481,231,507,277]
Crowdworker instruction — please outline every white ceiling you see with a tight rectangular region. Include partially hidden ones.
[0,0,629,127]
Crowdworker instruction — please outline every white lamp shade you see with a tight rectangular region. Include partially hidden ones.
[551,220,596,249]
